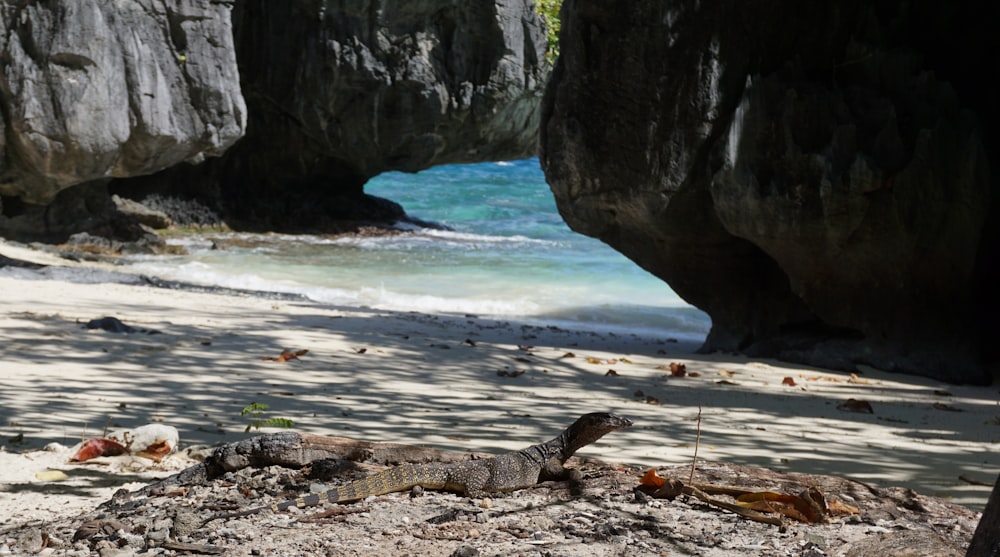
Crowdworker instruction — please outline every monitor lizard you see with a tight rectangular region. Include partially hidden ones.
[204,412,632,522]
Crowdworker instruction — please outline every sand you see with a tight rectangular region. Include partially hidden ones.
[0,239,997,531]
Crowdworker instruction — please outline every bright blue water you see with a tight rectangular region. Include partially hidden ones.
[121,158,710,340]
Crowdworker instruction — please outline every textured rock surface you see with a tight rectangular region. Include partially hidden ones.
[116,0,550,231]
[541,0,998,383]
[0,0,246,241]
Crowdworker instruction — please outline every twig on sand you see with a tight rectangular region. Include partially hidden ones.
[689,405,702,485]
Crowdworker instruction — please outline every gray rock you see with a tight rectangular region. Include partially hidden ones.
[112,195,172,229]
[0,0,245,241]
[541,0,998,384]
[115,0,550,231]
[0,0,245,203]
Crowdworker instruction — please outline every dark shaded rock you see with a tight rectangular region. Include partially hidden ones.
[541,0,998,384]
[138,194,224,228]
[0,0,245,242]
[114,0,550,232]
[1,181,163,253]
[84,316,160,335]
[966,474,1000,557]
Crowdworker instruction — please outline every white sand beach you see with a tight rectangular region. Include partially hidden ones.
[1,240,997,529]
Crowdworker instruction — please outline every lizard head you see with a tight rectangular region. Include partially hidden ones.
[561,412,633,457]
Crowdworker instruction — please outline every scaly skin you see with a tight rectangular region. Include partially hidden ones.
[206,412,633,522]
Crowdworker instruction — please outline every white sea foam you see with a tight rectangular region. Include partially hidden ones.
[117,158,711,341]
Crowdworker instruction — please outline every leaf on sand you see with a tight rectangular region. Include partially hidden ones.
[35,470,69,481]
[715,379,738,386]
[637,469,684,499]
[639,468,665,488]
[735,487,829,524]
[561,352,576,358]
[604,369,620,377]
[263,349,308,362]
[718,369,736,377]
[781,376,798,387]
[464,338,476,347]
[669,362,686,377]
[70,438,128,462]
[827,498,860,516]
[837,399,874,414]
[637,473,858,525]
[586,357,602,364]
[496,369,526,378]
[847,372,871,384]
[135,439,173,462]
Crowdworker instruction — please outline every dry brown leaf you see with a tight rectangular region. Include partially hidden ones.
[809,375,845,382]
[354,347,367,354]
[716,379,738,386]
[639,468,665,488]
[688,371,702,377]
[781,376,797,387]
[586,357,602,364]
[464,338,476,347]
[847,372,870,384]
[604,369,620,377]
[670,362,687,377]
[135,439,173,462]
[561,352,576,359]
[70,438,128,462]
[645,396,661,405]
[735,487,828,524]
[263,349,309,362]
[619,357,634,364]
[827,498,860,516]
[718,369,736,377]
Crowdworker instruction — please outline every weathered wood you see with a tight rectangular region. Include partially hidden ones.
[966,474,1000,557]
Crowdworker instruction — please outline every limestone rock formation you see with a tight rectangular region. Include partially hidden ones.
[542,0,998,384]
[0,0,246,242]
[116,0,550,231]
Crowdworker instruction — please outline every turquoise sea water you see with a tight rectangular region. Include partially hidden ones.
[121,158,711,340]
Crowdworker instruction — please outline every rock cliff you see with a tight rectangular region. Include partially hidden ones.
[0,0,245,242]
[0,1,548,238]
[541,0,998,384]
[114,0,550,231]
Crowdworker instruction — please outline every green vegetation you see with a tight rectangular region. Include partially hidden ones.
[534,0,562,64]
[240,402,294,432]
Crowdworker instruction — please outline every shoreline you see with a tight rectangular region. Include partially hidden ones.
[1,239,997,529]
